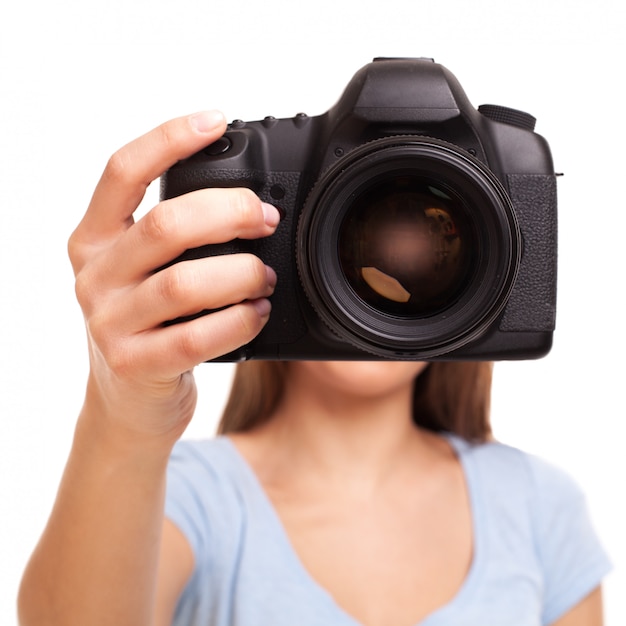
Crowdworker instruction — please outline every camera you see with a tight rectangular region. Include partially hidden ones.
[161,58,558,361]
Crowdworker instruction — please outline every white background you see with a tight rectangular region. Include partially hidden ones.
[1,0,624,623]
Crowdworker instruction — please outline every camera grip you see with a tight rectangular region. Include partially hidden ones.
[501,174,558,332]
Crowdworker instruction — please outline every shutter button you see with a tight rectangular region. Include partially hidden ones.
[204,136,232,156]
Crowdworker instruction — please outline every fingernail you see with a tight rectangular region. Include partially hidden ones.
[265,265,277,289]
[189,110,225,133]
[261,202,281,228]
[251,298,272,318]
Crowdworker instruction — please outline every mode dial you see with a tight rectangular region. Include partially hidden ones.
[478,105,536,131]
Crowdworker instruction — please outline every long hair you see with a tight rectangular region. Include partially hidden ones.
[218,361,492,442]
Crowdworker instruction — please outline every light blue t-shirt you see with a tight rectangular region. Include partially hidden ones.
[165,435,611,626]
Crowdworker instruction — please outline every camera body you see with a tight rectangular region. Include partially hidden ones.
[161,58,557,361]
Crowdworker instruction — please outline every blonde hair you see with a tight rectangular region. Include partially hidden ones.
[218,361,492,442]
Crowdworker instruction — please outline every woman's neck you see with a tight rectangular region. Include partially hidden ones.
[240,361,446,495]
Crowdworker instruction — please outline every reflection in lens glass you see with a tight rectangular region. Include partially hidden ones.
[339,176,476,317]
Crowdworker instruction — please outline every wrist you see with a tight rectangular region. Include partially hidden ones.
[76,372,196,464]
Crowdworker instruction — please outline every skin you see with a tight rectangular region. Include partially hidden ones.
[17,113,604,626]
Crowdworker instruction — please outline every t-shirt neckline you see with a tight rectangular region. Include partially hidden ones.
[220,432,487,626]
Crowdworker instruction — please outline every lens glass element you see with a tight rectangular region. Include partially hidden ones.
[338,175,475,317]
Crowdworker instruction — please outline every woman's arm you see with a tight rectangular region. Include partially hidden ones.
[551,586,604,626]
[154,520,196,626]
[18,416,177,626]
[17,111,279,626]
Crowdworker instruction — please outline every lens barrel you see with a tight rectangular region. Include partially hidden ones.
[297,136,521,358]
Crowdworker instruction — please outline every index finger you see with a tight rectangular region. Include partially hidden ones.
[76,110,228,243]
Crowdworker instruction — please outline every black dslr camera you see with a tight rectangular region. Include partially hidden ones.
[161,58,557,361]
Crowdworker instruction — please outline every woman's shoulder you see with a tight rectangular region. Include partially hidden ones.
[165,436,261,571]
[447,433,611,623]
[166,437,249,527]
[447,433,585,505]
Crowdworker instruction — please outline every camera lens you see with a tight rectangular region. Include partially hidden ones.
[338,175,475,318]
[297,137,520,358]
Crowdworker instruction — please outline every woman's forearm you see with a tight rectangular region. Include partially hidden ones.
[18,408,174,626]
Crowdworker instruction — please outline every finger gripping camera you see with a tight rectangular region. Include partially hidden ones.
[161,58,558,361]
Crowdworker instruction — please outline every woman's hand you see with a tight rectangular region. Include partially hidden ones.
[68,111,280,445]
